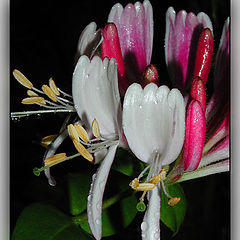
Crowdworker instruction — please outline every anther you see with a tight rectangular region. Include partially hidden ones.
[27,90,39,97]
[13,69,33,89]
[44,153,67,165]
[72,139,93,162]
[129,178,139,189]
[92,119,100,138]
[41,134,57,148]
[42,84,58,102]
[74,123,89,143]
[159,168,167,181]
[21,97,46,105]
[49,78,60,96]
[168,197,181,207]
[67,124,80,141]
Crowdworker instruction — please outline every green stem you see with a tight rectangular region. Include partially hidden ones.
[72,189,133,225]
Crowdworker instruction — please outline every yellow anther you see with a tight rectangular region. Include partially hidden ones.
[129,178,139,189]
[72,139,93,162]
[44,153,67,165]
[42,84,58,102]
[91,119,100,138]
[130,178,156,191]
[148,175,161,185]
[168,197,181,207]
[67,124,80,141]
[41,134,57,148]
[74,123,89,143]
[27,90,39,97]
[13,69,33,89]
[159,168,167,181]
[21,97,46,105]
[49,78,60,96]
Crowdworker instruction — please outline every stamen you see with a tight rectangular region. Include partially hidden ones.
[67,124,80,141]
[13,69,33,89]
[72,139,93,162]
[41,134,57,148]
[129,178,139,189]
[129,178,156,191]
[137,165,150,180]
[41,85,58,102]
[161,180,172,199]
[74,123,89,143]
[27,90,39,97]
[168,197,181,207]
[22,97,46,105]
[92,119,100,138]
[148,175,161,184]
[159,168,167,181]
[44,153,67,165]
[49,78,60,96]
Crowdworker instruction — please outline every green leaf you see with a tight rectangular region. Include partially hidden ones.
[160,183,186,236]
[68,172,93,216]
[12,203,91,240]
[112,148,145,177]
[74,171,138,237]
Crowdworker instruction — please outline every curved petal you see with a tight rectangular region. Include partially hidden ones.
[72,55,121,139]
[165,7,212,92]
[141,185,161,240]
[43,129,69,186]
[87,144,118,240]
[76,22,102,60]
[199,136,229,168]
[123,83,185,165]
[108,0,153,82]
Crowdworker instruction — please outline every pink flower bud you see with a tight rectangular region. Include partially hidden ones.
[183,100,206,171]
[193,28,213,84]
[141,64,159,87]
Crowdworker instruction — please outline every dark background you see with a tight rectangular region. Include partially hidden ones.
[10,0,230,239]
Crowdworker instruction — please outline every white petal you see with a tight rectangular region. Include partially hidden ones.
[43,129,69,186]
[197,12,213,34]
[72,56,121,139]
[141,185,161,240]
[76,22,102,59]
[123,83,185,165]
[87,144,118,240]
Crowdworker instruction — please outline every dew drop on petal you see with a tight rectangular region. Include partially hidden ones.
[141,222,148,232]
[95,218,100,225]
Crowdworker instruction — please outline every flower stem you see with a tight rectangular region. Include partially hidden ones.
[72,189,133,225]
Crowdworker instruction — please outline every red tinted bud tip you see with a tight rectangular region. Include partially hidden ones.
[193,28,213,85]
[141,64,159,87]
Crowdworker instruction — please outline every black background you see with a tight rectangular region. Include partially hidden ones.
[10,0,230,239]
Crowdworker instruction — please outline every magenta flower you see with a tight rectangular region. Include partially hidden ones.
[165,7,213,93]
[101,0,154,94]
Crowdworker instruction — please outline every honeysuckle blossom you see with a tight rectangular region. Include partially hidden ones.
[123,83,185,239]
[101,0,154,94]
[166,17,229,184]
[72,55,122,240]
[165,7,213,93]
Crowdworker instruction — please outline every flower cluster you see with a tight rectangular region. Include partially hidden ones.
[12,1,229,239]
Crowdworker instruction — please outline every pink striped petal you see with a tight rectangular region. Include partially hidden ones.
[165,7,212,93]
[183,100,206,171]
[199,136,229,168]
[108,0,153,83]
[203,114,229,154]
[193,28,213,84]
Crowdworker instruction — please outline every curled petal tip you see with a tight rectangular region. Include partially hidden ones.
[183,100,206,171]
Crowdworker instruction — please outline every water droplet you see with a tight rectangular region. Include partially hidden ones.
[95,218,100,225]
[141,222,148,232]
[92,173,96,181]
[87,195,92,201]
[36,113,41,119]
[96,202,101,210]
[154,231,160,239]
